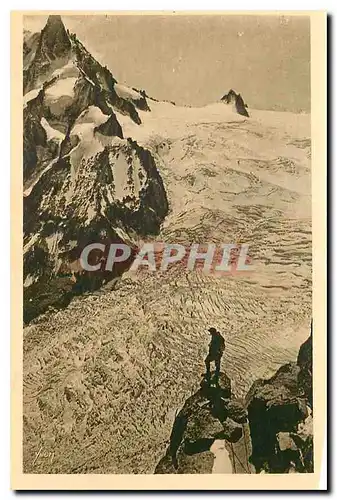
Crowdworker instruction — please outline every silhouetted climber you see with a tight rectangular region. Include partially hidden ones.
[205,327,225,383]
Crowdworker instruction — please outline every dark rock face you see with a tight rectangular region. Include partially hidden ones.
[221,89,249,117]
[297,323,313,406]
[119,87,151,112]
[24,94,52,183]
[94,112,123,139]
[226,400,248,424]
[246,327,313,473]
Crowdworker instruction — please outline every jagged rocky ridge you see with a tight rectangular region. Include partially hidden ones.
[23,16,168,322]
[155,329,313,474]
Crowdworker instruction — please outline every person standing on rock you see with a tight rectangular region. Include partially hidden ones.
[205,327,225,383]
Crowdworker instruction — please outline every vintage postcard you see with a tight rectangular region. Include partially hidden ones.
[11,11,326,490]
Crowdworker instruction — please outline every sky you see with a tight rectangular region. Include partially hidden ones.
[24,14,311,112]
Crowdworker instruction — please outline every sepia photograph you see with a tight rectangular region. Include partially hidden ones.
[11,10,326,490]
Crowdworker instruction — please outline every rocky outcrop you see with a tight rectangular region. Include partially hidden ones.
[297,324,313,407]
[246,326,313,473]
[155,373,251,474]
[115,85,151,112]
[94,112,123,139]
[221,89,249,117]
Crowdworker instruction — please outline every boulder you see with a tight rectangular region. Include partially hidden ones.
[184,406,224,444]
[226,399,248,424]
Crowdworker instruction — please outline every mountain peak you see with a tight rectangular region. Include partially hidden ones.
[220,89,249,117]
[46,14,64,26]
[23,15,72,93]
[39,15,71,60]
[44,15,69,37]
